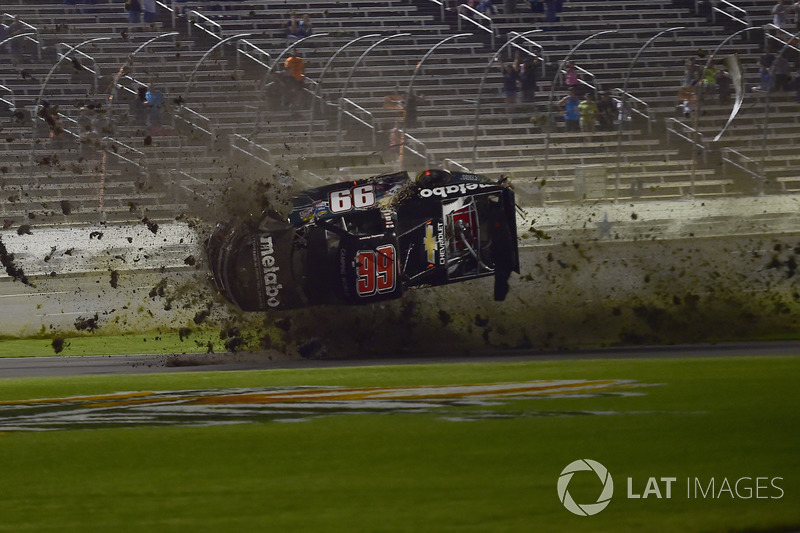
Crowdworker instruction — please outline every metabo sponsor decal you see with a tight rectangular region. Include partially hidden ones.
[557,460,784,516]
[419,182,495,198]
[259,234,282,308]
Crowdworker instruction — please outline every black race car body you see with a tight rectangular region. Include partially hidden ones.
[207,170,520,311]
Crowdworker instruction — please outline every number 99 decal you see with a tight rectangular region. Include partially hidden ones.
[356,244,396,297]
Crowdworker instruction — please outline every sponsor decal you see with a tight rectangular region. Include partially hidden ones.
[424,223,437,265]
[381,209,395,230]
[258,235,282,308]
[329,184,376,213]
[436,222,445,265]
[0,380,657,432]
[419,182,495,199]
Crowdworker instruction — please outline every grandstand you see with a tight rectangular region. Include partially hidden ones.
[0,0,797,228]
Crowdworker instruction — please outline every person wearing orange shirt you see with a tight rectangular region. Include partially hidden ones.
[284,49,305,108]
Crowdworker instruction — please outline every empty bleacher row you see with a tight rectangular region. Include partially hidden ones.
[0,0,798,230]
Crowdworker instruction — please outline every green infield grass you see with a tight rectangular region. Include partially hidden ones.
[0,356,798,532]
[0,331,237,358]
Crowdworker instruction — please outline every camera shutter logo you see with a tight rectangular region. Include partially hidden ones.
[557,459,614,516]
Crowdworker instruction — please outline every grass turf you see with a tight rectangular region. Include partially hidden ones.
[0,331,233,358]
[0,356,798,532]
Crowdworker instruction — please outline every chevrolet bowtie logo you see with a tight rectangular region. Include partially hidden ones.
[424,222,437,265]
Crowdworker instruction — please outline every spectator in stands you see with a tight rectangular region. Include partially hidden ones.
[299,14,314,38]
[503,0,517,14]
[384,83,405,114]
[700,59,719,99]
[617,97,632,129]
[142,0,157,24]
[772,0,788,32]
[716,68,733,104]
[578,91,598,134]
[476,0,498,16]
[529,0,544,14]
[788,71,800,102]
[38,102,65,144]
[564,61,580,91]
[544,0,559,24]
[286,12,302,42]
[771,54,791,91]
[388,122,403,163]
[264,71,287,110]
[5,16,24,55]
[125,0,143,25]
[758,47,775,91]
[683,57,701,88]
[596,91,615,130]
[498,57,520,105]
[519,56,539,104]
[145,86,165,127]
[131,86,148,128]
[557,87,580,133]
[793,1,800,33]
[78,105,93,146]
[390,122,404,170]
[284,48,306,108]
[404,90,427,128]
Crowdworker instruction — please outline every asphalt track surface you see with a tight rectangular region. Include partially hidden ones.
[1,340,798,378]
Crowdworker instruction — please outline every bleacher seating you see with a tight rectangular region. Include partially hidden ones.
[0,0,798,230]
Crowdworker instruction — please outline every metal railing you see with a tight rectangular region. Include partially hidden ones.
[341,98,377,147]
[174,105,214,138]
[721,147,762,183]
[230,133,272,167]
[186,9,223,40]
[1,14,41,58]
[666,118,707,164]
[0,84,15,113]
[764,24,800,54]
[101,136,146,170]
[711,0,749,27]
[236,39,272,69]
[611,88,652,134]
[156,0,177,29]
[507,32,547,77]
[402,132,429,167]
[444,158,471,172]
[427,0,447,20]
[171,169,213,204]
[55,43,101,92]
[457,4,495,49]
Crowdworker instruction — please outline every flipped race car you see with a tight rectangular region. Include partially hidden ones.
[206,169,520,311]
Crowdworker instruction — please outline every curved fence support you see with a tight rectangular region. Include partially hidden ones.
[406,33,472,130]
[254,32,330,132]
[336,33,410,157]
[543,30,617,181]
[614,27,684,201]
[307,34,381,152]
[471,30,542,167]
[761,28,800,192]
